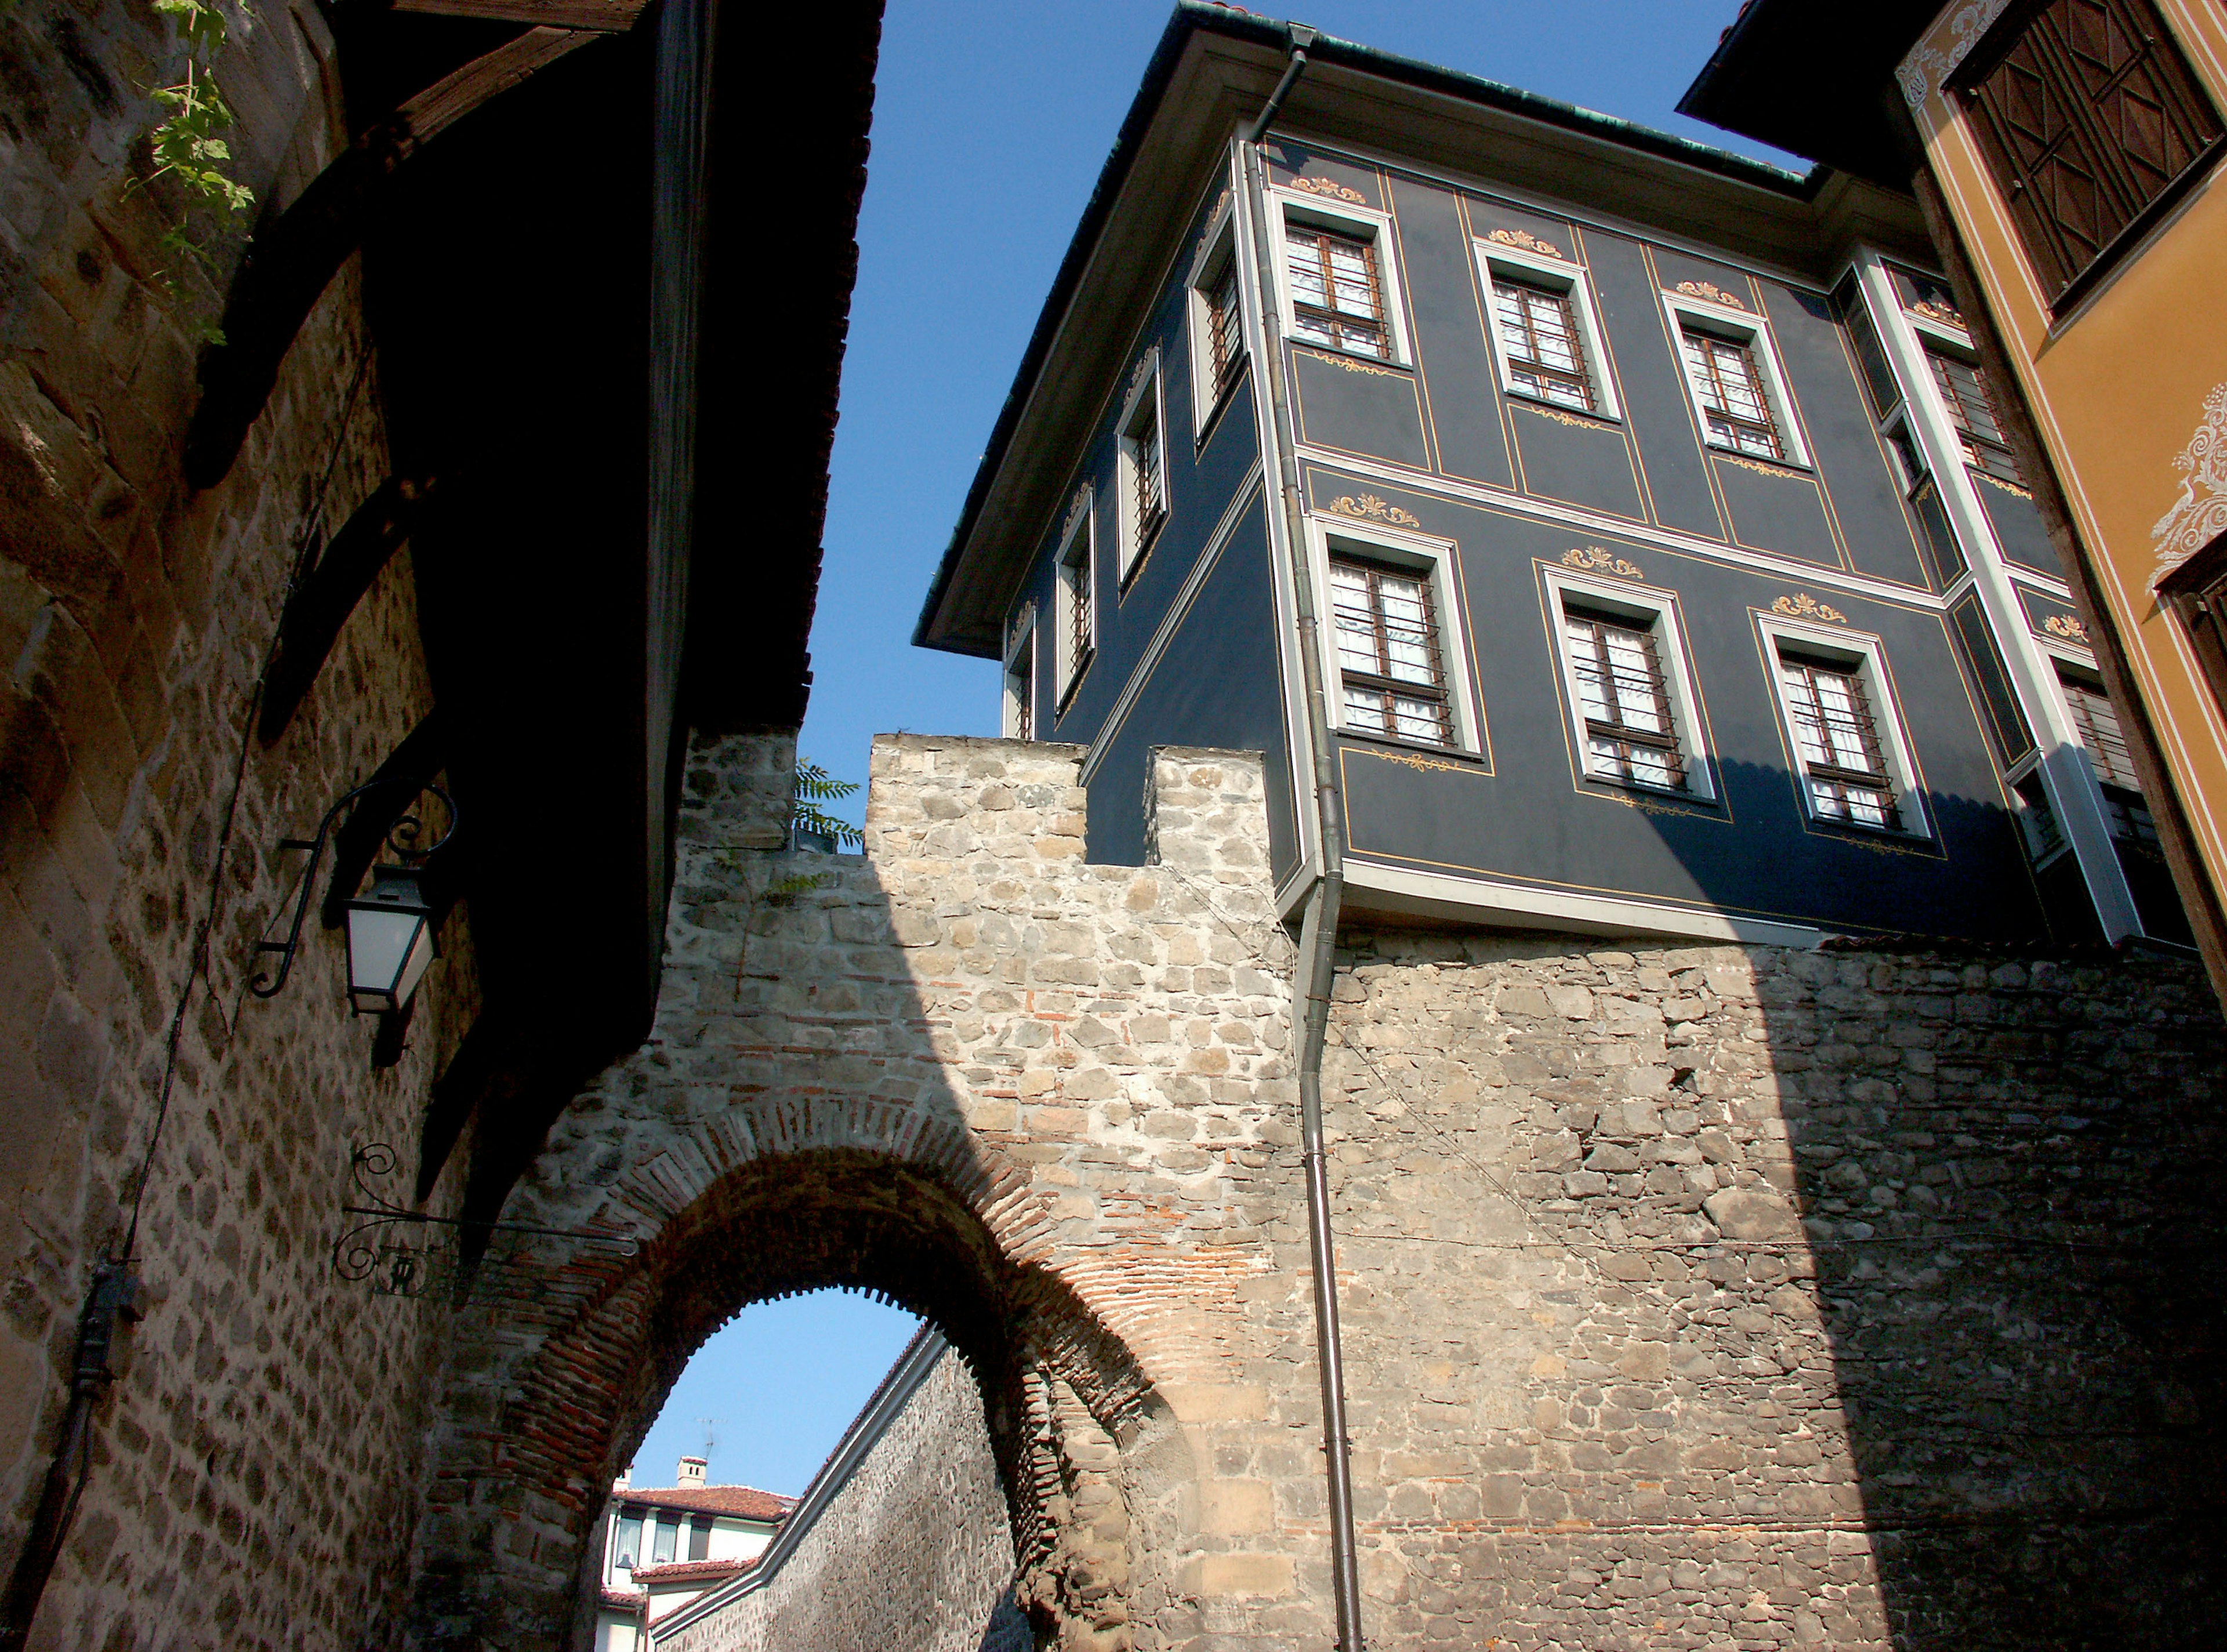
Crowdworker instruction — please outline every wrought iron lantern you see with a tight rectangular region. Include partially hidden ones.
[343,865,438,1016]
[253,778,456,1032]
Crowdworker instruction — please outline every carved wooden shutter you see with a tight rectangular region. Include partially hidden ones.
[1961,0,2222,303]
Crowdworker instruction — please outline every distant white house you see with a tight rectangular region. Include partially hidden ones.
[592,1455,795,1651]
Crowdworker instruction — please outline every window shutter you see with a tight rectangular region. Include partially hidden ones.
[1961,0,2223,303]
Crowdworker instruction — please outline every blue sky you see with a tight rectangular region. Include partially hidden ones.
[639,0,1788,1499]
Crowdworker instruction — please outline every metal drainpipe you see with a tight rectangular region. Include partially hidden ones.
[1241,26,1366,1651]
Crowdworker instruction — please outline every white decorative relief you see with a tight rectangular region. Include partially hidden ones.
[2152,383,2227,579]
[1897,0,2012,107]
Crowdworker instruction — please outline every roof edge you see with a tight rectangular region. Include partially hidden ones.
[914,2,1825,658]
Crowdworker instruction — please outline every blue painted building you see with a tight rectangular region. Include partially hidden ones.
[916,5,2189,950]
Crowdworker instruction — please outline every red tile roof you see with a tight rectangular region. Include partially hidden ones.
[632,1556,755,1585]
[599,1586,646,1610]
[616,1484,793,1521]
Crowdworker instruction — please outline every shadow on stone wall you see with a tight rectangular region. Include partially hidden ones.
[404,736,1300,1652]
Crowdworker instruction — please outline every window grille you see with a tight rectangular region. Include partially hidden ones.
[1131,396,1166,554]
[1058,533,1092,702]
[2170,557,2227,722]
[2058,667,2159,845]
[1492,277,1595,411]
[1779,651,1901,828]
[1680,327,1784,460]
[1562,607,1685,789]
[1287,225,1391,359]
[1960,0,2224,304]
[1206,260,1246,391]
[1330,555,1452,746]
[1925,348,2024,484]
[1007,648,1033,741]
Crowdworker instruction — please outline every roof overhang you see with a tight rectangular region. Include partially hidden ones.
[1677,0,1941,186]
[915,2,1925,659]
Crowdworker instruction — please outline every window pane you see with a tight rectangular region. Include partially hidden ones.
[616,1515,644,1570]
[1331,554,1452,747]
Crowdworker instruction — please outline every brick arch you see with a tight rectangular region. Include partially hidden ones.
[408,1139,1175,1651]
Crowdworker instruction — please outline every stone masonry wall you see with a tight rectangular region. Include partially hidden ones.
[1323,929,2227,1650]
[661,1338,1020,1652]
[409,729,2227,1651]
[3,6,476,1649]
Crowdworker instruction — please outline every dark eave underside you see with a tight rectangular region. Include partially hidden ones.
[1677,0,1940,186]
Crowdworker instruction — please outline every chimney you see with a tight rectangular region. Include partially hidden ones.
[677,1455,707,1487]
[614,1464,631,1492]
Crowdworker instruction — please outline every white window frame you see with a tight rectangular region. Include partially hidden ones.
[1302,512,1482,757]
[1053,488,1096,707]
[1543,567,1714,800]
[1662,286,1812,469]
[1758,613,1931,837]
[1002,601,1037,740]
[1185,194,1246,444]
[1475,239,1622,422]
[1115,350,1169,583]
[1265,190,1415,368]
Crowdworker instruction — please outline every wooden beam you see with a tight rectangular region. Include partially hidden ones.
[260,472,441,742]
[319,706,453,930]
[388,0,650,31]
[184,28,601,489]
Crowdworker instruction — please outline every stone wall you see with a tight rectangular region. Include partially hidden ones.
[2,6,476,1646]
[405,728,2227,1651]
[1323,928,2227,1649]
[659,1334,1021,1652]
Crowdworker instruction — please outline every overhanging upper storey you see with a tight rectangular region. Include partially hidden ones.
[915,1,1938,659]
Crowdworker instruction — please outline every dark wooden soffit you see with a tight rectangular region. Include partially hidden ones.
[387,0,650,28]
[260,472,441,741]
[184,26,602,488]
[1677,0,1939,186]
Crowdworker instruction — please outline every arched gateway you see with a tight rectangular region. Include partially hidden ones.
[404,736,1320,1650]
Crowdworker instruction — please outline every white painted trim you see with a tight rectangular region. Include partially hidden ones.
[1542,566,1715,801]
[1184,195,1243,448]
[1662,286,1814,470]
[1296,444,1945,613]
[1115,348,1169,582]
[1054,485,1097,705]
[1301,511,1486,760]
[1849,248,2143,940]
[1757,612,1933,840]
[1474,238,1622,422]
[1078,459,1266,786]
[1342,858,1827,949]
[1263,187,1416,369]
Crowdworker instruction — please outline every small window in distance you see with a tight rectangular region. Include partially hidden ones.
[687,1519,711,1563]
[651,1515,679,1565]
[1925,347,2023,485]
[1002,608,1035,740]
[1680,325,1784,460]
[1286,223,1391,359]
[1958,0,2225,306]
[1883,416,1929,494]
[2058,663,2159,845]
[1330,554,1452,746]
[1492,275,1595,411]
[1206,260,1245,394]
[1054,500,1094,707]
[1123,387,1167,569]
[1562,605,1686,790]
[2013,771,2069,864]
[1834,271,1904,420]
[1778,647,1902,829]
[615,1513,644,1572]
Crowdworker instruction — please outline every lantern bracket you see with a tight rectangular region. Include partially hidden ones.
[253,779,457,999]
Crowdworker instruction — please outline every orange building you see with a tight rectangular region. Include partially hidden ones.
[1688,0,2227,999]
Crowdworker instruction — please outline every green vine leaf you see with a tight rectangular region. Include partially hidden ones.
[792,760,862,849]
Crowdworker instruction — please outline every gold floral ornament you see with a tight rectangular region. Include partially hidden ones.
[1561,546,1643,579]
[1675,279,1745,310]
[1329,495,1421,527]
[1289,175,1367,204]
[2044,613,2090,644]
[1373,749,1466,776]
[1909,299,1966,328]
[1487,227,1564,260]
[1772,593,1848,623]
